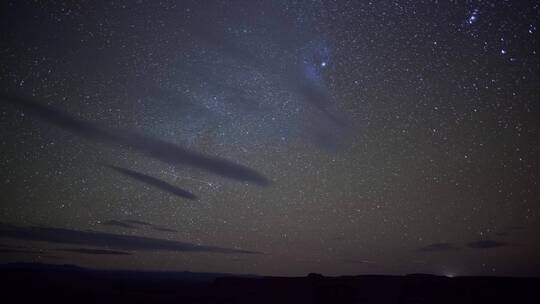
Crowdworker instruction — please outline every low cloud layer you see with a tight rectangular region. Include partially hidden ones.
[0,222,262,255]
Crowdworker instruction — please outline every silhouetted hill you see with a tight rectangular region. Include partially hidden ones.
[0,262,251,283]
[0,262,252,303]
[1,263,538,303]
[213,274,539,303]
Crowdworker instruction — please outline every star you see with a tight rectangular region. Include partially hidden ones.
[468,9,479,25]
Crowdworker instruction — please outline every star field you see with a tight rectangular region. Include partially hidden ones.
[0,0,539,276]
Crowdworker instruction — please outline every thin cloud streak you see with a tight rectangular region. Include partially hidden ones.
[1,95,270,186]
[106,165,197,200]
[60,248,132,255]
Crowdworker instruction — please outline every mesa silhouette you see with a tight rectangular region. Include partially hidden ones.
[1,263,537,304]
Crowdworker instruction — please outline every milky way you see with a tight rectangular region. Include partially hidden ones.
[0,1,539,276]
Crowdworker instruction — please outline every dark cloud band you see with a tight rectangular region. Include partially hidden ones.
[0,223,262,255]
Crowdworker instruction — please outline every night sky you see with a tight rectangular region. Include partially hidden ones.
[1,1,539,277]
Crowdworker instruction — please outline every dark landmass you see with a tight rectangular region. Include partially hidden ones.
[1,263,538,303]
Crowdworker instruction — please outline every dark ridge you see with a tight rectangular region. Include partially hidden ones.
[1,263,538,303]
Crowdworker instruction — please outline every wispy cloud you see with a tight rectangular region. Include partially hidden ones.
[101,220,137,229]
[466,240,507,249]
[100,219,178,233]
[419,243,460,252]
[343,259,376,264]
[60,248,132,255]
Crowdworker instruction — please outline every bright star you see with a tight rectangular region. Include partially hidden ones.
[468,9,479,24]
[321,61,327,67]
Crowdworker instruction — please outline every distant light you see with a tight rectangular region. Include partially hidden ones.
[501,49,507,54]
[321,61,327,67]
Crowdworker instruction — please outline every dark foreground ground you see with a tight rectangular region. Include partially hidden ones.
[0,263,538,303]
